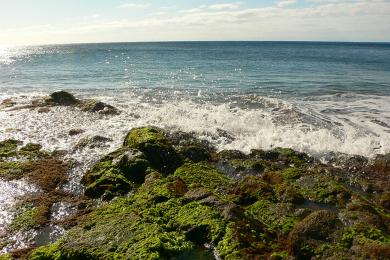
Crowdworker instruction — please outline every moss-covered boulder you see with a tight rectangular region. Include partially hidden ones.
[0,139,22,158]
[45,91,79,106]
[288,210,341,259]
[83,148,150,199]
[79,99,120,115]
[174,162,230,191]
[124,127,182,174]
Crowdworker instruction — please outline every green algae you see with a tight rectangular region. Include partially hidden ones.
[280,167,302,180]
[0,254,12,260]
[0,139,21,158]
[9,206,42,231]
[174,162,230,191]
[123,127,182,174]
[229,159,266,172]
[0,161,24,180]
[296,177,350,205]
[246,200,300,235]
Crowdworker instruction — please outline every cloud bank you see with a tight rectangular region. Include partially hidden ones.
[1,0,389,45]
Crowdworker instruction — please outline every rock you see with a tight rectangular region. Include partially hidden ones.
[124,127,182,174]
[229,175,274,205]
[288,210,341,259]
[79,99,119,115]
[177,145,211,162]
[174,162,230,191]
[0,139,22,158]
[218,149,247,160]
[83,148,150,198]
[73,135,112,150]
[45,91,79,106]
[68,129,85,136]
[37,107,51,113]
[1,98,16,107]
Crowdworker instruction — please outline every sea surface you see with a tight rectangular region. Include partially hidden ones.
[0,41,390,249]
[1,42,389,157]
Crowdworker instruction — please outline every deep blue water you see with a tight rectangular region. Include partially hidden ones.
[1,41,390,97]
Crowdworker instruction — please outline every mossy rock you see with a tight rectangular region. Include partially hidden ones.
[79,99,119,115]
[246,200,300,235]
[177,145,211,163]
[296,176,351,206]
[0,254,12,260]
[288,210,341,259]
[280,167,303,181]
[0,161,25,180]
[229,176,274,205]
[45,91,79,105]
[124,127,182,174]
[229,159,266,172]
[174,162,230,191]
[216,218,276,259]
[30,179,226,259]
[0,139,21,158]
[274,182,304,204]
[83,148,151,198]
[84,168,135,199]
[217,150,247,160]
[251,148,311,167]
[9,205,47,232]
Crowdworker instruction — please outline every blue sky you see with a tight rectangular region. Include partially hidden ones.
[0,0,390,45]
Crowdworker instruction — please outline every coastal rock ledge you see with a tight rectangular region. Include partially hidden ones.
[1,126,390,259]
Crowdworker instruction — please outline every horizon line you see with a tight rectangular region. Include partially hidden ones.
[4,39,390,48]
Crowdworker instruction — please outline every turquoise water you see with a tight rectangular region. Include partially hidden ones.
[0,42,390,157]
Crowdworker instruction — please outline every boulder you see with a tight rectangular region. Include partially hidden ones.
[45,91,79,105]
[124,127,182,174]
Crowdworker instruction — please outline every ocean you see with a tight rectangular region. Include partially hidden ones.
[1,41,390,252]
[1,41,389,157]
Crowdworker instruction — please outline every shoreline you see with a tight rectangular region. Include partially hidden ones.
[0,91,389,259]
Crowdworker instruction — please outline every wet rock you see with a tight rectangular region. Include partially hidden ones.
[183,187,212,203]
[1,98,16,108]
[174,162,230,191]
[73,135,112,150]
[177,145,211,162]
[83,148,150,198]
[229,175,274,205]
[68,129,84,136]
[45,91,79,106]
[124,127,182,174]
[79,99,120,115]
[218,149,247,160]
[0,139,22,158]
[288,210,341,259]
[37,107,50,113]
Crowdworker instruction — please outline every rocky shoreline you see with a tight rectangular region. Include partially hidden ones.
[0,92,389,259]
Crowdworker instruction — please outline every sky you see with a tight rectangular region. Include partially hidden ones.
[0,0,389,45]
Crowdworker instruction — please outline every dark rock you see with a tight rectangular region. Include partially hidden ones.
[79,99,120,115]
[218,150,247,160]
[37,107,51,113]
[68,129,85,136]
[288,210,341,259]
[74,136,112,150]
[1,98,16,107]
[124,127,182,174]
[177,145,211,162]
[45,91,79,106]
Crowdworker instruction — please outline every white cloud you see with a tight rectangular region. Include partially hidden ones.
[117,3,150,9]
[1,1,390,45]
[278,0,297,7]
[208,3,241,10]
